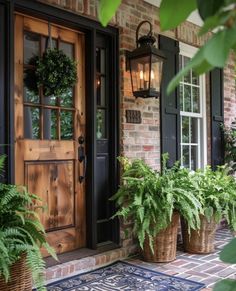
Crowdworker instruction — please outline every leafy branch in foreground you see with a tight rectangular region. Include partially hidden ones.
[213,238,236,290]
[98,0,236,94]
[160,0,236,94]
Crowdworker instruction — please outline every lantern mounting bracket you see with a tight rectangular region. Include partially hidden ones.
[136,20,156,48]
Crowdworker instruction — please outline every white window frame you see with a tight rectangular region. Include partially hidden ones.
[179,42,207,169]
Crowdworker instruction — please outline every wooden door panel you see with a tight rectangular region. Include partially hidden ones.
[49,162,74,229]
[26,161,75,231]
[46,228,77,254]
[15,14,86,255]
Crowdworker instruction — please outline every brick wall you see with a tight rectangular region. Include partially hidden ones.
[38,0,236,249]
[224,52,236,126]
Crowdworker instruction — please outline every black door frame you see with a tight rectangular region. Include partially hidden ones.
[0,0,14,183]
[1,0,120,249]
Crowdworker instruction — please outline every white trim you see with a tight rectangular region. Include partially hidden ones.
[180,111,202,118]
[179,43,207,169]
[144,0,203,27]
[179,42,198,57]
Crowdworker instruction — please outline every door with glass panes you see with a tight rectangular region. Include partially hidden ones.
[14,15,86,255]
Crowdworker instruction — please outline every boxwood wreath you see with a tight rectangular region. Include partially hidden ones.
[24,48,77,97]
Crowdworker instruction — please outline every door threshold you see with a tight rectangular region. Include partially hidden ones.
[45,244,137,284]
[45,242,120,268]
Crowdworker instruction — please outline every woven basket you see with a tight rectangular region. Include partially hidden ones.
[0,253,32,291]
[143,212,180,263]
[182,215,217,254]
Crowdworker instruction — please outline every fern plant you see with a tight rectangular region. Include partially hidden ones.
[0,156,57,290]
[111,154,202,253]
[192,165,236,229]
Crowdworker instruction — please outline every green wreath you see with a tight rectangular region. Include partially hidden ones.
[24,49,77,97]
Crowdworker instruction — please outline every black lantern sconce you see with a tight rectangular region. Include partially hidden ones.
[126,21,165,98]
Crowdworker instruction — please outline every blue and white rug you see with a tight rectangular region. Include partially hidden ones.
[47,261,205,290]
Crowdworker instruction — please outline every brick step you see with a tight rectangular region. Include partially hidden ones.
[45,245,137,285]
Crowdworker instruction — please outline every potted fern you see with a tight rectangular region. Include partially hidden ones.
[0,156,57,291]
[182,165,236,254]
[111,154,201,262]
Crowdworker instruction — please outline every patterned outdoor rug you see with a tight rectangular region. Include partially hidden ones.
[46,261,205,290]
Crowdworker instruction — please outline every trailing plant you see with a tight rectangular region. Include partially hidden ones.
[24,49,77,97]
[222,120,236,172]
[0,156,57,290]
[111,154,201,253]
[192,165,236,229]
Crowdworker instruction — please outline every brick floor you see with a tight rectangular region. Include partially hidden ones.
[45,227,235,290]
[127,228,235,290]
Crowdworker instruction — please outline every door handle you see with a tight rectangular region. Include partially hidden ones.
[79,155,87,183]
[78,136,86,183]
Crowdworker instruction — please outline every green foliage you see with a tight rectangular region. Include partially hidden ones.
[160,0,196,31]
[213,230,236,290]
[98,0,236,94]
[197,0,223,20]
[24,55,39,96]
[37,49,77,97]
[98,0,121,27]
[111,154,201,252]
[24,49,77,97]
[214,279,236,291]
[192,166,236,229]
[160,0,236,94]
[223,122,236,172]
[220,238,236,264]
[0,157,57,290]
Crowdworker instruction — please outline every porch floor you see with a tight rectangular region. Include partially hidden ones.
[46,227,235,290]
[126,227,235,290]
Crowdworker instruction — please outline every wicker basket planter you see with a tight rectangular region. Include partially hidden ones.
[143,212,180,262]
[0,254,32,291]
[182,215,217,254]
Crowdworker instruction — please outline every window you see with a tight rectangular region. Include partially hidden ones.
[96,47,107,139]
[179,43,206,170]
[23,31,75,140]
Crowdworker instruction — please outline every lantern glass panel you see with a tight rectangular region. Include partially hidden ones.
[130,55,150,92]
[150,55,163,92]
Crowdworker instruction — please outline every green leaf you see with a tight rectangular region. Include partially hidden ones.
[213,279,236,291]
[193,59,213,75]
[197,0,224,20]
[203,28,236,67]
[160,0,197,31]
[220,238,236,264]
[167,27,236,94]
[167,47,206,94]
[98,0,121,27]
[204,206,214,222]
[198,14,220,36]
[199,10,233,36]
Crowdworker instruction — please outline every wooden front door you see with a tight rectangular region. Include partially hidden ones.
[14,14,86,255]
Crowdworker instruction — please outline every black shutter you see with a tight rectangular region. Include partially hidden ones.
[159,35,180,167]
[210,68,224,169]
[0,4,6,182]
